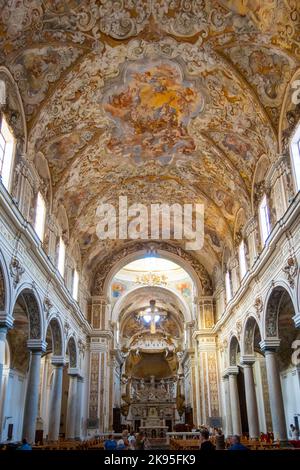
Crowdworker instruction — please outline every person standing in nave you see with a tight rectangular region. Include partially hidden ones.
[228,435,248,451]
[135,432,146,450]
[290,424,299,440]
[16,438,32,451]
[104,435,117,450]
[199,429,215,451]
[215,428,225,450]
[128,431,136,450]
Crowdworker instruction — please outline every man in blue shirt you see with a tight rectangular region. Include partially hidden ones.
[17,438,32,450]
[104,435,117,450]
[228,435,249,450]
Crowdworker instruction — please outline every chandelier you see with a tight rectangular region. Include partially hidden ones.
[138,300,167,334]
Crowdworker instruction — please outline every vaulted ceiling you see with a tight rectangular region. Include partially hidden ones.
[1,1,299,283]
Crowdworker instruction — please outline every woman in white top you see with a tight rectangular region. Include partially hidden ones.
[128,432,136,450]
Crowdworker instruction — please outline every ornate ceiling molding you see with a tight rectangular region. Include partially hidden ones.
[92,241,213,296]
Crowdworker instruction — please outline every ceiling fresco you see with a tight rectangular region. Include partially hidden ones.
[0,1,299,282]
[102,58,204,165]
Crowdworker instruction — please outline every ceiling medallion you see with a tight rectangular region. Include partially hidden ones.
[102,58,205,165]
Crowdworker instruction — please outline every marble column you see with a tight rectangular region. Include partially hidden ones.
[194,340,201,427]
[228,367,242,436]
[66,373,78,439]
[260,340,287,442]
[241,358,260,439]
[0,326,8,401]
[0,317,13,401]
[292,316,300,394]
[74,377,84,440]
[48,358,64,441]
[22,340,46,443]
[0,320,13,442]
[222,373,233,437]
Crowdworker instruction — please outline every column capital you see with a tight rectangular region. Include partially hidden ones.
[260,338,281,352]
[27,339,47,352]
[240,355,256,366]
[51,355,66,366]
[292,313,300,329]
[226,366,239,376]
[0,315,14,330]
[68,367,79,376]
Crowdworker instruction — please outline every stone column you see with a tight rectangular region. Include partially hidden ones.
[193,339,201,427]
[292,316,300,393]
[0,326,8,442]
[74,377,84,440]
[66,372,78,439]
[22,340,46,443]
[244,217,258,268]
[241,357,260,439]
[260,340,287,442]
[0,326,8,400]
[0,317,13,398]
[48,357,64,441]
[0,318,13,442]
[228,366,242,436]
[222,373,233,437]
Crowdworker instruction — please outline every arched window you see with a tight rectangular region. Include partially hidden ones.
[34,192,46,241]
[0,114,15,191]
[72,269,79,301]
[290,122,300,192]
[259,194,271,245]
[225,270,232,303]
[57,237,65,277]
[238,240,247,280]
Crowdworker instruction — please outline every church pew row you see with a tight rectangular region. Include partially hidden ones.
[32,438,104,450]
[169,438,300,451]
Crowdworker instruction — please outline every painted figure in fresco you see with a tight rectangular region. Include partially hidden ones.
[111,282,125,298]
[222,134,252,162]
[103,60,204,165]
[218,0,276,27]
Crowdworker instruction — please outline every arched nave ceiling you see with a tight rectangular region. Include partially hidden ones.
[117,286,185,338]
[0,1,299,277]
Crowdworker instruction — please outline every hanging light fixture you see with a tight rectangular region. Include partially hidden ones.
[138,299,166,334]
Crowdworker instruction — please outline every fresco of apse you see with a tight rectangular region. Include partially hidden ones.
[103,60,205,165]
